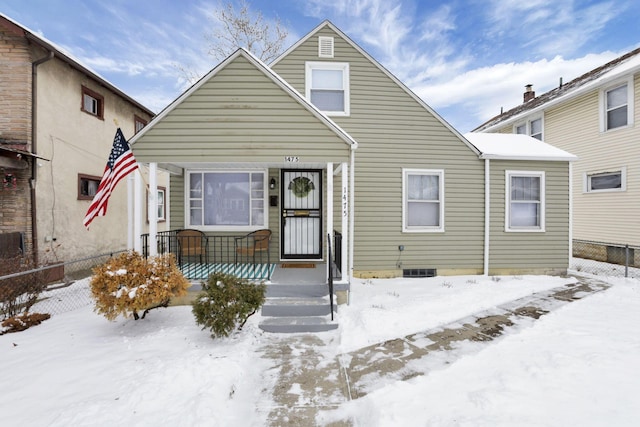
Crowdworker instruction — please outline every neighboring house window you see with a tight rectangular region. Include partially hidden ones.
[305,62,350,116]
[402,169,444,232]
[514,117,543,140]
[187,170,266,230]
[134,115,147,134]
[506,171,545,232]
[600,78,634,131]
[584,169,626,193]
[81,86,104,119]
[78,174,101,200]
[147,187,166,222]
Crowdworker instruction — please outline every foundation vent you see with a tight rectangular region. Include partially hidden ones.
[403,268,437,278]
[318,36,334,58]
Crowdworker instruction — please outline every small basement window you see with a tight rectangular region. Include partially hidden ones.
[403,268,437,278]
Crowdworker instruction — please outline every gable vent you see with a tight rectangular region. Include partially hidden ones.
[318,36,334,58]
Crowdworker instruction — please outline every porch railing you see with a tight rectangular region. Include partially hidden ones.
[140,230,273,280]
[327,233,334,321]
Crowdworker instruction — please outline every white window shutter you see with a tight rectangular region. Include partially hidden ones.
[318,36,334,58]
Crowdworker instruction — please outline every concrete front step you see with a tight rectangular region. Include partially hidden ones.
[266,284,329,298]
[262,297,335,317]
[259,316,339,333]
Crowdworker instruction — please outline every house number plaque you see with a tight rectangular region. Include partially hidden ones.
[284,156,299,163]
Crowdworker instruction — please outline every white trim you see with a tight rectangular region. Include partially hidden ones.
[184,168,269,232]
[148,162,158,256]
[134,170,143,252]
[305,61,350,116]
[402,168,445,233]
[583,167,626,193]
[327,162,334,281]
[505,170,545,233]
[341,162,349,279]
[127,175,134,249]
[599,76,635,132]
[349,149,355,284]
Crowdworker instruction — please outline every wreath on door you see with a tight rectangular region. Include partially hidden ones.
[288,176,315,198]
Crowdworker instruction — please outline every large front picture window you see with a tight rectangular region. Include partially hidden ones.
[506,171,545,232]
[403,169,444,232]
[188,171,266,229]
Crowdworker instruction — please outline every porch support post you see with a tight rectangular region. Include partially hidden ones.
[133,169,143,253]
[326,162,333,280]
[148,162,158,256]
[127,174,134,249]
[349,148,355,283]
[341,162,348,278]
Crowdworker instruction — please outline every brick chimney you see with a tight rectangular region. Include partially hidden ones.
[523,84,535,102]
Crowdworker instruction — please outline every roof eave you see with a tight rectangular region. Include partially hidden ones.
[479,154,578,162]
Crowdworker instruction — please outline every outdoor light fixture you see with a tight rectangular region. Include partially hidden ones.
[270,178,276,190]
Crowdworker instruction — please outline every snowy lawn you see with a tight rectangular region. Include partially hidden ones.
[1,273,639,426]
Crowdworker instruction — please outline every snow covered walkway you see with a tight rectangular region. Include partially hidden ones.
[261,277,610,426]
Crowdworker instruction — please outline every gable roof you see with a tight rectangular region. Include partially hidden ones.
[464,133,576,162]
[272,20,480,156]
[130,47,357,148]
[0,13,154,117]
[474,46,640,132]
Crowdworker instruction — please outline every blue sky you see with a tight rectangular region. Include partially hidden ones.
[3,0,639,132]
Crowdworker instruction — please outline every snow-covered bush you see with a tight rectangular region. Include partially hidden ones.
[90,251,190,321]
[192,272,266,338]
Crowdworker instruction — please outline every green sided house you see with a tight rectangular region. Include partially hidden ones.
[128,21,575,331]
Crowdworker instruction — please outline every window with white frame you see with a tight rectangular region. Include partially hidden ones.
[506,171,545,232]
[147,187,166,222]
[305,62,350,116]
[514,117,543,140]
[585,169,625,193]
[403,169,444,232]
[187,171,266,230]
[600,78,634,131]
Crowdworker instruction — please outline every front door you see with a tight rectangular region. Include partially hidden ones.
[281,170,322,259]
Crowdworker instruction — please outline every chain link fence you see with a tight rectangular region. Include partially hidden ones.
[571,240,640,279]
[1,250,126,319]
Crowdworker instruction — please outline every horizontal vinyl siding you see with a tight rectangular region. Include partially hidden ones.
[274,27,486,273]
[133,55,350,164]
[489,160,570,271]
[544,73,640,245]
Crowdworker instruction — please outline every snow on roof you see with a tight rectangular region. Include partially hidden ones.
[464,133,577,161]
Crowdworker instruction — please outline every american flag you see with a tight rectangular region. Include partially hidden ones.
[83,128,138,228]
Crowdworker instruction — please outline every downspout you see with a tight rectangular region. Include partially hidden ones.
[484,158,490,276]
[31,50,55,264]
[568,162,573,271]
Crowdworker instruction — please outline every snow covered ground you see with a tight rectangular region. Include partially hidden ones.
[1,271,639,426]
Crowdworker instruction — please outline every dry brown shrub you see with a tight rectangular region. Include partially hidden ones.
[90,251,190,321]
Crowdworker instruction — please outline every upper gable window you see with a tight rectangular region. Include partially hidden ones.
[514,117,543,140]
[81,86,104,119]
[305,62,350,116]
[600,78,634,131]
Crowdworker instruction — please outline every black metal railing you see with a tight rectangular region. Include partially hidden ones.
[140,230,272,280]
[327,233,334,321]
[334,230,342,275]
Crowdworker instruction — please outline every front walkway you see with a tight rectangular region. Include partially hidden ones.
[258,277,610,426]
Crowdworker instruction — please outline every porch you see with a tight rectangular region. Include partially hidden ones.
[140,230,343,283]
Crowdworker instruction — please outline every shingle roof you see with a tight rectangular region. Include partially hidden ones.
[473,46,640,132]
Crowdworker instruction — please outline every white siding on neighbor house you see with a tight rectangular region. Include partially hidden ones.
[542,73,640,246]
[273,26,487,274]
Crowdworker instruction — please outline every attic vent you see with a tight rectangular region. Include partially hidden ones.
[318,36,334,58]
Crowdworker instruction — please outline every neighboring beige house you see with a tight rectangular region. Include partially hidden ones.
[131,21,575,283]
[474,47,640,264]
[0,13,166,269]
